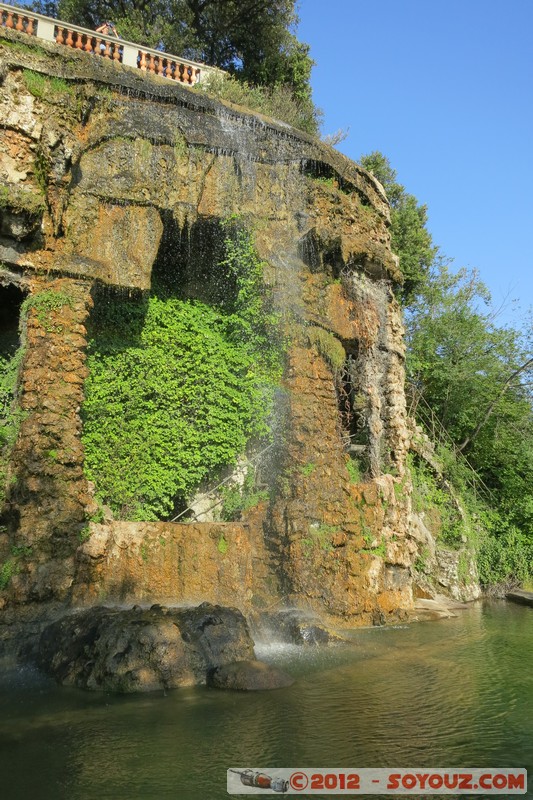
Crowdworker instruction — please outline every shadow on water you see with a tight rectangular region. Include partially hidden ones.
[0,602,531,799]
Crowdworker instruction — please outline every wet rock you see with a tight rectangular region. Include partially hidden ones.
[0,208,40,240]
[258,609,346,645]
[411,598,461,622]
[37,602,255,692]
[207,660,294,691]
[506,590,533,607]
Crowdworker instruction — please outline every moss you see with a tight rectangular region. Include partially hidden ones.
[300,462,316,477]
[0,185,45,216]
[0,38,37,56]
[79,526,91,543]
[0,558,18,590]
[306,325,346,371]
[174,131,188,159]
[22,69,73,100]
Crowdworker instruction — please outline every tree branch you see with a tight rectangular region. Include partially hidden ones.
[457,356,533,452]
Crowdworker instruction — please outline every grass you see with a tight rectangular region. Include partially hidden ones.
[22,69,73,100]
[192,72,321,136]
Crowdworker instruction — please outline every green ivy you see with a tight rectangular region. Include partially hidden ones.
[82,221,283,521]
[0,345,25,508]
[221,468,269,521]
[21,290,74,332]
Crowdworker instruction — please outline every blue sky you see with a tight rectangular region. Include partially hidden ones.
[297,0,533,328]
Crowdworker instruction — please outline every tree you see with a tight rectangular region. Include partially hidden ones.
[406,263,533,532]
[359,152,437,302]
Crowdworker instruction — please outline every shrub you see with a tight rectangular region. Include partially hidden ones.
[82,221,283,521]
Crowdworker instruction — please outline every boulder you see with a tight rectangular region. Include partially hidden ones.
[37,602,255,692]
[207,660,294,691]
[257,609,347,645]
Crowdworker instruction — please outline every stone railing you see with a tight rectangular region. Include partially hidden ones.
[0,1,221,84]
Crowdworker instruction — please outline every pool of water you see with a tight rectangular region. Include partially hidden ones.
[0,601,531,799]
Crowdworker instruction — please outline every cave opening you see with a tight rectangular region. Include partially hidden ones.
[0,283,25,360]
[150,213,239,308]
[336,348,371,475]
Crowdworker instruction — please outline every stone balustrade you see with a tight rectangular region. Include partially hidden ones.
[0,1,220,84]
[0,3,36,35]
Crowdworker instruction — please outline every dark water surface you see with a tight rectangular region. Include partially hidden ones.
[0,601,531,799]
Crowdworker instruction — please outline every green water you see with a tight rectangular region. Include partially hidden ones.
[0,601,531,799]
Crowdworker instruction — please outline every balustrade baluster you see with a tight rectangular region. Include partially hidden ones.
[2,6,214,86]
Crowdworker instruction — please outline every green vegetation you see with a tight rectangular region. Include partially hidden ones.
[407,268,532,584]
[0,545,32,590]
[0,185,45,216]
[302,522,339,555]
[21,290,74,332]
[22,69,73,99]
[78,526,92,543]
[33,0,320,134]
[220,468,269,521]
[0,340,25,508]
[409,453,466,549]
[0,559,17,590]
[346,458,362,485]
[0,38,38,56]
[414,545,430,573]
[359,152,437,303]
[305,325,346,371]
[217,535,228,555]
[82,219,283,521]
[299,462,316,478]
[193,72,319,135]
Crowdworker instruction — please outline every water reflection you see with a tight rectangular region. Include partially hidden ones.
[0,602,531,799]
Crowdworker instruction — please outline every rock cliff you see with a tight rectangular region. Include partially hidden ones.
[0,28,462,656]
